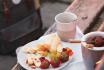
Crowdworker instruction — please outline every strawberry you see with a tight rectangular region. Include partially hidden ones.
[60,51,69,63]
[50,55,61,68]
[62,48,67,52]
[94,36,104,47]
[62,48,73,56]
[50,58,61,68]
[39,57,50,69]
[66,47,73,56]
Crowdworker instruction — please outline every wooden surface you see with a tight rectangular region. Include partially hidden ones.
[12,0,104,70]
[66,0,104,32]
[91,11,104,32]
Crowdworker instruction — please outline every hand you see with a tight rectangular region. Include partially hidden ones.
[95,54,104,70]
[97,22,104,31]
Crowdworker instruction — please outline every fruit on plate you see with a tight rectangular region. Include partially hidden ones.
[37,51,49,56]
[36,43,50,52]
[26,54,41,68]
[50,53,61,68]
[26,56,35,66]
[24,47,37,54]
[26,55,36,68]
[24,33,73,69]
[39,57,50,69]
[63,47,73,56]
[60,51,69,63]
[59,48,73,63]
[40,33,62,53]
[24,33,62,55]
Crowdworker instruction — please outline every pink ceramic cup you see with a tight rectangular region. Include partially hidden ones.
[81,32,104,70]
[55,12,77,41]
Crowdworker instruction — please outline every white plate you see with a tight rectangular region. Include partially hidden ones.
[17,26,83,70]
[68,62,87,70]
[17,40,73,70]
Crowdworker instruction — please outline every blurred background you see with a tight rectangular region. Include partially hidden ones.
[0,0,73,70]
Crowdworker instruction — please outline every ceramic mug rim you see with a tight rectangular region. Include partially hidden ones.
[81,31,104,51]
[55,12,77,24]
